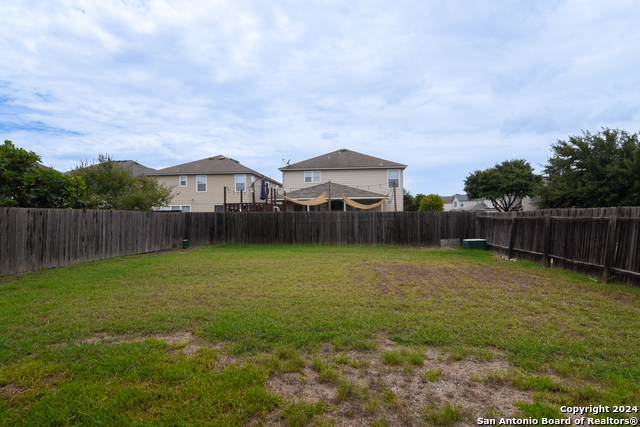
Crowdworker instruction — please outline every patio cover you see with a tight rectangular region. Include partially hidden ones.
[338,191,388,210]
[279,191,328,206]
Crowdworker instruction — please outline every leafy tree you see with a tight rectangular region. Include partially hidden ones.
[418,194,444,211]
[1,140,86,208]
[535,128,640,208]
[464,159,540,212]
[403,189,417,211]
[403,190,427,211]
[71,154,173,211]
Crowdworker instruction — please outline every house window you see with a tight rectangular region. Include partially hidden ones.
[214,205,224,212]
[236,174,246,192]
[250,175,255,192]
[196,175,207,192]
[454,201,457,207]
[179,176,187,187]
[160,205,191,212]
[460,202,464,207]
[388,170,400,189]
[304,171,320,183]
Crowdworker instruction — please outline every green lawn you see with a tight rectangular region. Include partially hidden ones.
[1,245,639,426]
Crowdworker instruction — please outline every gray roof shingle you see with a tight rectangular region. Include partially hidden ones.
[152,155,282,185]
[279,149,406,171]
[114,160,157,177]
[285,182,387,200]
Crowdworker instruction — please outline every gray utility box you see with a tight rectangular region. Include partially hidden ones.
[463,239,487,250]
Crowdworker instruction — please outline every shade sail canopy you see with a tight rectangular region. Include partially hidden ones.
[280,192,328,206]
[338,191,388,209]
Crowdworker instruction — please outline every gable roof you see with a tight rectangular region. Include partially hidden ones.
[152,155,282,185]
[441,196,454,203]
[114,160,157,177]
[279,149,406,171]
[285,182,387,200]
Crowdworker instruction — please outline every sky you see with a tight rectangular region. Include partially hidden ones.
[2,0,640,196]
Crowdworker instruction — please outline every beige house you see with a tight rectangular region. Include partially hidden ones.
[279,149,407,212]
[151,156,282,212]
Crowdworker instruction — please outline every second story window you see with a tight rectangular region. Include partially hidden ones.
[304,171,320,183]
[236,174,246,192]
[196,175,207,192]
[179,176,187,187]
[388,170,399,189]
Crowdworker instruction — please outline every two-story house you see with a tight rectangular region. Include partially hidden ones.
[151,156,282,212]
[279,149,407,212]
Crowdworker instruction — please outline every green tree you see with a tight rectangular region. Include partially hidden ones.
[403,189,417,211]
[71,154,173,211]
[464,159,540,212]
[418,194,444,211]
[0,140,86,208]
[535,128,640,208]
[403,190,427,211]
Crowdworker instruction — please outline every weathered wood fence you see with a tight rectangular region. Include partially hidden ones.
[0,208,477,277]
[477,207,640,285]
[3,207,639,285]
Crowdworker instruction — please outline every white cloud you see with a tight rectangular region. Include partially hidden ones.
[1,0,639,194]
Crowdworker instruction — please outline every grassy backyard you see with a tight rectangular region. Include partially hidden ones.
[1,244,639,426]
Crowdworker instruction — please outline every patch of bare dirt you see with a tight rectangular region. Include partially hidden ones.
[45,371,65,386]
[0,383,25,398]
[265,341,542,426]
[83,331,208,356]
[359,261,549,299]
[400,246,456,251]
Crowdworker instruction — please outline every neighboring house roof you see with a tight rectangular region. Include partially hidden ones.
[114,160,157,177]
[36,163,57,172]
[279,149,407,171]
[453,193,468,202]
[152,155,282,185]
[285,182,387,200]
[464,201,491,211]
[441,196,454,204]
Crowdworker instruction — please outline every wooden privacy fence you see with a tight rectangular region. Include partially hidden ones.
[477,207,640,285]
[0,208,477,277]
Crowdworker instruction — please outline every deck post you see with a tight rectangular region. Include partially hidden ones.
[393,182,397,212]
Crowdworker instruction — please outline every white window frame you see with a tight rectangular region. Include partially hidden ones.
[250,175,255,192]
[160,205,191,212]
[196,175,207,193]
[387,170,400,189]
[235,174,246,192]
[179,175,187,187]
[304,171,320,183]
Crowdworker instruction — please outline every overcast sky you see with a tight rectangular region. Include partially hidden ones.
[2,0,639,195]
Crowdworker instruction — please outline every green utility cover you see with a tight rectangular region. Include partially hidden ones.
[463,239,487,250]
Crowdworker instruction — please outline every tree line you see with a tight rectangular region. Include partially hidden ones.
[407,128,640,212]
[0,140,172,210]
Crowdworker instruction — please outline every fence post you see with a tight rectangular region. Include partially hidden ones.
[542,214,551,268]
[603,215,618,283]
[507,217,518,260]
